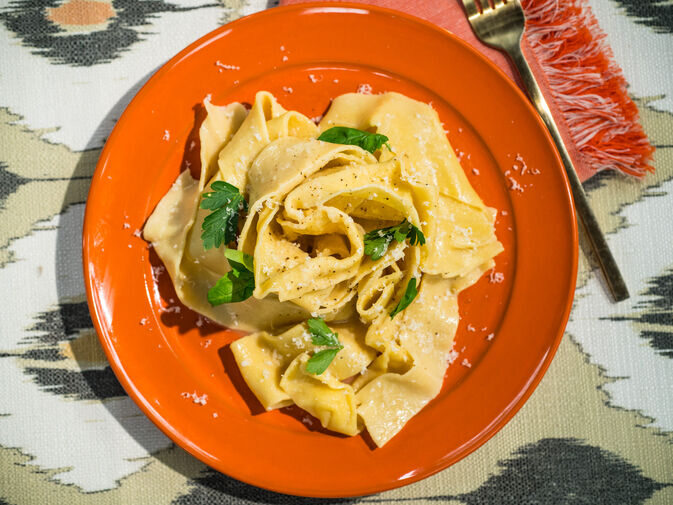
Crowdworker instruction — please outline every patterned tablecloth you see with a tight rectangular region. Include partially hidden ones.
[1,1,672,503]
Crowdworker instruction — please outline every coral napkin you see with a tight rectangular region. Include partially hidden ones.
[278,0,654,181]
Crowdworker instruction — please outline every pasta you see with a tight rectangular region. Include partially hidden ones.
[144,90,503,447]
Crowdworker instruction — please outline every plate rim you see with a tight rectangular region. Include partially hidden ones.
[83,2,578,497]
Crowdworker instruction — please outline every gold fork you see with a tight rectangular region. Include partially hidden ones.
[461,0,629,302]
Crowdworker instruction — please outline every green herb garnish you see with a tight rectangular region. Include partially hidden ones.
[207,249,254,305]
[364,219,426,260]
[390,278,418,318]
[317,126,391,154]
[200,181,248,250]
[305,318,343,375]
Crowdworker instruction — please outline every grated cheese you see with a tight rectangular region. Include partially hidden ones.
[508,176,524,192]
[215,61,240,71]
[356,83,372,94]
[489,270,504,283]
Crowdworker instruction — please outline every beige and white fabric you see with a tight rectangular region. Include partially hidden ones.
[0,0,672,503]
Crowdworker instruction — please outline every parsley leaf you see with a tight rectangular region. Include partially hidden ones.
[207,248,255,305]
[363,232,394,261]
[364,220,426,260]
[307,318,341,347]
[318,126,391,154]
[390,278,418,318]
[224,248,254,272]
[305,317,343,375]
[306,349,341,375]
[200,181,248,250]
[405,224,426,247]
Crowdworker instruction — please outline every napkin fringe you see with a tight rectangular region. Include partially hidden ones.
[523,0,654,177]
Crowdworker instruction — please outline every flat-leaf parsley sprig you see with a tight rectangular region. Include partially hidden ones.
[364,219,426,261]
[318,126,391,154]
[305,318,344,375]
[390,278,418,319]
[207,249,255,305]
[200,181,248,250]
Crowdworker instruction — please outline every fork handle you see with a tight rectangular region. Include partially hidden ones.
[508,44,629,302]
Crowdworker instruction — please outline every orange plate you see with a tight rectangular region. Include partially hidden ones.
[83,3,578,498]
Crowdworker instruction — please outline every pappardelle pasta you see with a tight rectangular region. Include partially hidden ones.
[144,91,503,447]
